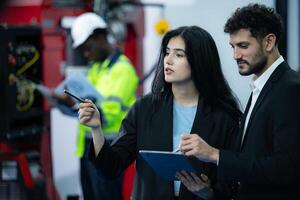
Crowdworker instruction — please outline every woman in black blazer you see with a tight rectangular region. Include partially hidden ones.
[78,26,241,200]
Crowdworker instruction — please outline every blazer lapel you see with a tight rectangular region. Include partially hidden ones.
[148,94,174,151]
[159,95,174,151]
[237,93,253,150]
[241,62,289,149]
[191,98,212,141]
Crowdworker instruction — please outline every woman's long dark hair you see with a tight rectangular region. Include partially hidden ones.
[151,26,241,120]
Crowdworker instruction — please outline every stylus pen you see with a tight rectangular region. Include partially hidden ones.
[173,148,181,153]
[64,89,85,103]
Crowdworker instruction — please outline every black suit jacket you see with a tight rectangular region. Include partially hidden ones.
[218,62,300,199]
[89,93,239,200]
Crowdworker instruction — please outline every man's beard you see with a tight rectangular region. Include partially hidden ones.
[238,49,267,76]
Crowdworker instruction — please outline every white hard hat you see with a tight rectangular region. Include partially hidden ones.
[71,12,107,48]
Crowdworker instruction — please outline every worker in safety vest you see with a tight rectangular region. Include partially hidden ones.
[54,12,138,200]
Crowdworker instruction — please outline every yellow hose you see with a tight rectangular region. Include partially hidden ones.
[16,49,40,77]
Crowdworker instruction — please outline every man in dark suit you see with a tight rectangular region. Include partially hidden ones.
[180,4,300,199]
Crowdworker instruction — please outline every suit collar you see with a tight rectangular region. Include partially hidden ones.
[252,56,284,92]
[250,61,289,114]
[241,62,290,149]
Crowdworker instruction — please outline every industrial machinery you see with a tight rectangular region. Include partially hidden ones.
[0,26,46,200]
[0,26,43,140]
[0,1,89,199]
[0,0,144,199]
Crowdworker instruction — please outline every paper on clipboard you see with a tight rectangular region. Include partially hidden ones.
[34,83,78,117]
[54,72,103,103]
[32,72,102,117]
[139,150,196,181]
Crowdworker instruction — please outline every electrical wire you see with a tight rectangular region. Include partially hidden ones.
[16,79,35,112]
[13,46,40,111]
[16,48,40,77]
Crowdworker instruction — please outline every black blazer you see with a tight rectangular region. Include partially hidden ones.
[218,62,300,199]
[89,93,239,200]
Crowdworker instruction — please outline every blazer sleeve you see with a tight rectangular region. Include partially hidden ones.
[217,83,300,186]
[88,99,140,178]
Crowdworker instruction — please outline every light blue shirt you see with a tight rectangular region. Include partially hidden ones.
[173,100,197,195]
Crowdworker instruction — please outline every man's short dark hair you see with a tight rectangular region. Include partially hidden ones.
[224,3,284,44]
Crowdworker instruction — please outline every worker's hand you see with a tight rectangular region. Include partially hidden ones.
[78,100,101,129]
[180,134,219,164]
[51,91,75,107]
[176,171,211,192]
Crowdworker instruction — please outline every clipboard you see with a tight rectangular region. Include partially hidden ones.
[139,150,196,181]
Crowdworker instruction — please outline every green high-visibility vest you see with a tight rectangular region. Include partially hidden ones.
[76,54,138,157]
